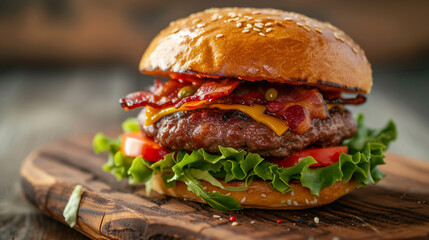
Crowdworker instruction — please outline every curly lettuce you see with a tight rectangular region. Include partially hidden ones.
[93,114,396,211]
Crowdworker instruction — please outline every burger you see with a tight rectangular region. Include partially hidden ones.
[93,8,396,211]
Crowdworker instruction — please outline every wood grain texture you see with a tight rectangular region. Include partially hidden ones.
[20,133,429,240]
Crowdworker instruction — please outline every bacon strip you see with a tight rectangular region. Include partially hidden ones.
[120,78,240,110]
[325,94,366,105]
[266,87,328,134]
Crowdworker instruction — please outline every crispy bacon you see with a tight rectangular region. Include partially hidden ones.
[325,94,366,105]
[174,79,240,108]
[266,87,328,134]
[120,79,192,110]
[120,78,240,110]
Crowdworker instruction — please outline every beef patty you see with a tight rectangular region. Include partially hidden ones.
[140,108,357,158]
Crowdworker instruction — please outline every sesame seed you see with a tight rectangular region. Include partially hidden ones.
[192,19,200,24]
[212,190,217,193]
[253,11,261,15]
[236,23,243,28]
[315,28,323,34]
[245,16,253,20]
[231,222,239,226]
[266,28,273,33]
[246,23,252,28]
[305,198,309,204]
[261,193,267,198]
[225,192,231,196]
[255,23,264,28]
[197,23,205,28]
[334,32,344,42]
[284,17,293,21]
[314,217,320,224]
[216,34,224,38]
[303,26,311,32]
[293,201,299,206]
[233,17,240,21]
[253,28,261,32]
[280,200,286,204]
[203,186,207,190]
[242,29,250,33]
[172,28,179,33]
[296,22,304,27]
[228,12,237,18]
[250,220,256,224]
[259,32,266,37]
[227,19,234,22]
[241,197,246,203]
[265,22,273,26]
[219,218,223,220]
[352,47,358,53]
[287,200,292,205]
[237,19,246,23]
[255,19,263,22]
[291,191,295,197]
[183,197,187,201]
[213,215,221,218]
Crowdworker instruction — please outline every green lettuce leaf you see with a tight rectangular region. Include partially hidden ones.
[93,114,397,211]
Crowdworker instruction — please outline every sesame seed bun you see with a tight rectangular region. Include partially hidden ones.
[139,8,372,94]
[151,173,356,210]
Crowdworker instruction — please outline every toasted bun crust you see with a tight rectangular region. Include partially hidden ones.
[140,8,372,94]
[151,174,356,210]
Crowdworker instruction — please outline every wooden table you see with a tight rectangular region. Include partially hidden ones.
[1,68,428,239]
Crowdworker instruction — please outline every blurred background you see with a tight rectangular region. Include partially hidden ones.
[0,0,428,238]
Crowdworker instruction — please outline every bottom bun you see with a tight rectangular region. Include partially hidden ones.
[151,174,356,210]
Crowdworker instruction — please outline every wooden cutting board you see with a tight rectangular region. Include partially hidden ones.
[20,132,429,240]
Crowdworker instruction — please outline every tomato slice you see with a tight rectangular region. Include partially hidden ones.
[270,146,348,168]
[120,132,171,162]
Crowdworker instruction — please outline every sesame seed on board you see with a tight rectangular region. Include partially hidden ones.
[314,217,320,224]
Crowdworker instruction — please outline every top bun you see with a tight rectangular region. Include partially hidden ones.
[140,8,372,94]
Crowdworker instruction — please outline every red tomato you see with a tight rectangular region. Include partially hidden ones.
[120,132,171,162]
[271,146,348,168]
